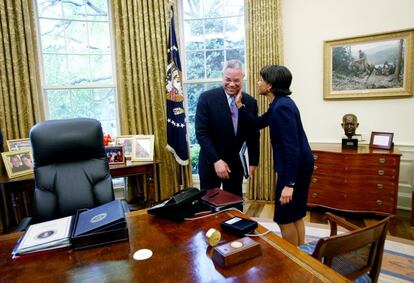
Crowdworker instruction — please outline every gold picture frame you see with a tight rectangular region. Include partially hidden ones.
[6,138,31,151]
[115,135,138,158]
[131,135,154,162]
[1,150,34,178]
[105,145,125,165]
[324,29,414,100]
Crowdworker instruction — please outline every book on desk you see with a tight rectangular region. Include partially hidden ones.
[201,188,243,212]
[12,199,129,258]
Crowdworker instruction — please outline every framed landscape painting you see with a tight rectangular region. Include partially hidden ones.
[324,29,413,99]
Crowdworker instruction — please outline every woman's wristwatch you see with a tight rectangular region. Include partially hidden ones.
[286,182,295,188]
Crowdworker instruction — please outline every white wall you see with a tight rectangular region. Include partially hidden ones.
[281,0,414,210]
[281,0,414,145]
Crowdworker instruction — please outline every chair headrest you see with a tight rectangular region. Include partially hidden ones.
[30,118,106,167]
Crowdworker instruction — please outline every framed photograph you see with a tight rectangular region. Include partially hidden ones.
[1,150,34,178]
[369,132,394,150]
[132,135,154,162]
[115,135,137,158]
[105,146,125,165]
[6,138,32,151]
[324,29,414,99]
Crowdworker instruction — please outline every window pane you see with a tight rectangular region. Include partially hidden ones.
[225,16,244,48]
[205,18,223,34]
[86,0,109,21]
[37,0,62,18]
[39,19,65,53]
[65,21,89,54]
[224,0,244,16]
[204,0,224,18]
[226,48,244,63]
[185,51,205,80]
[90,55,113,83]
[183,0,203,19]
[184,20,204,50]
[46,88,117,135]
[185,83,205,115]
[43,54,68,85]
[206,50,224,78]
[62,0,86,20]
[88,22,111,53]
[67,55,91,84]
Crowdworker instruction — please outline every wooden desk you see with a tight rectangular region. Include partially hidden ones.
[0,160,159,231]
[0,210,348,282]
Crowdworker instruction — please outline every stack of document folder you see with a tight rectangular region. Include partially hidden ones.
[12,199,129,258]
[12,216,73,258]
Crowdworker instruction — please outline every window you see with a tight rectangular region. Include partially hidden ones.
[34,0,118,136]
[180,0,246,174]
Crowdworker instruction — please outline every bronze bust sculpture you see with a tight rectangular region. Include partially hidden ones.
[341,113,359,139]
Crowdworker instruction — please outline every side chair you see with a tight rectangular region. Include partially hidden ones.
[299,212,392,283]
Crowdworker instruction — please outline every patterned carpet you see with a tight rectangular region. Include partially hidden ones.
[256,218,414,283]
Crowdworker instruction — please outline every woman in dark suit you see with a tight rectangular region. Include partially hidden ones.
[236,65,313,246]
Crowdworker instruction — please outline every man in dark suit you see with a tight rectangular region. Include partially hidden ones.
[195,60,260,197]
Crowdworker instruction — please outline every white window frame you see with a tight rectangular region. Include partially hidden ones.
[178,0,248,179]
[33,0,120,135]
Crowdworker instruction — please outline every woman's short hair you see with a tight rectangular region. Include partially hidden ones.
[260,65,292,96]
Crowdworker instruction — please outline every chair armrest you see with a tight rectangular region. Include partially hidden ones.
[14,217,33,232]
[325,212,360,236]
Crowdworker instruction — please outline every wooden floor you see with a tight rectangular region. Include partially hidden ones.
[244,200,414,241]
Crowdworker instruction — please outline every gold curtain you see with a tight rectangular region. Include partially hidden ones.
[0,0,43,146]
[246,0,283,200]
[0,0,43,232]
[111,0,192,201]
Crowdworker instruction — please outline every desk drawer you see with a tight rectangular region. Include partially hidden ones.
[344,154,400,167]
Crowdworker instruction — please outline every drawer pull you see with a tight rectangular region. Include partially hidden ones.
[378,170,385,176]
[376,200,383,206]
[312,193,318,198]
[376,184,384,189]
[313,165,318,171]
[378,158,386,164]
[313,154,318,161]
[312,178,318,183]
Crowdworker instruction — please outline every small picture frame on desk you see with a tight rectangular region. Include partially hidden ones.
[132,135,154,162]
[369,132,394,150]
[115,135,137,159]
[6,138,31,151]
[105,146,125,165]
[1,150,34,178]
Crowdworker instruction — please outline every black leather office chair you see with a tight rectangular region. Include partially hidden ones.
[19,118,114,228]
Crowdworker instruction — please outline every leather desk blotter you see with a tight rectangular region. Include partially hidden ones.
[212,237,262,267]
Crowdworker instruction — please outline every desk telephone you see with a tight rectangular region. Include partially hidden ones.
[147,187,206,221]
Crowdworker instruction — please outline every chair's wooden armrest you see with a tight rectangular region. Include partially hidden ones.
[325,212,360,235]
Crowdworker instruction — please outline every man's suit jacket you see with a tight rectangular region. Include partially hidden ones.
[195,87,260,170]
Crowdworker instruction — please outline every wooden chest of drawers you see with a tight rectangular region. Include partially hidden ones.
[308,144,401,217]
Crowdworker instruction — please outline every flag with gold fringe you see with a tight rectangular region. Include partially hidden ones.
[165,9,189,166]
